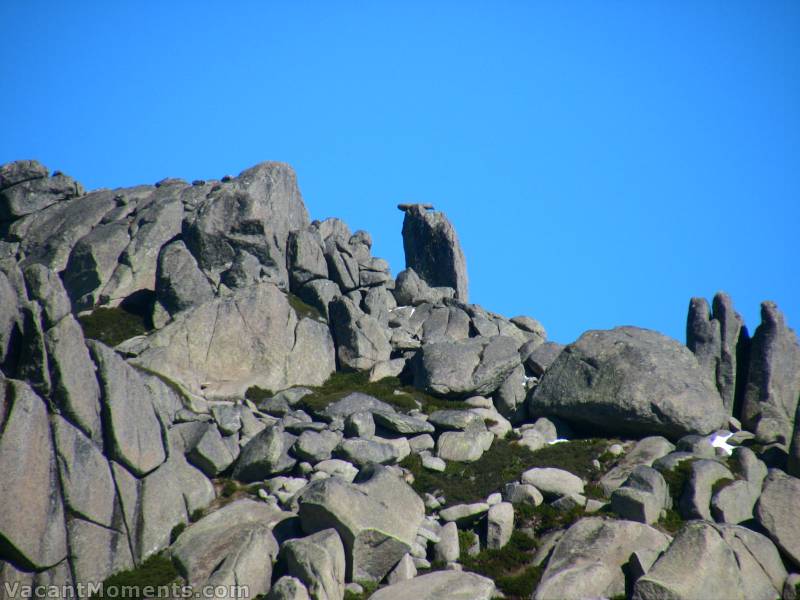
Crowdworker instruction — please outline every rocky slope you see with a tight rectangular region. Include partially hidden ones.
[1,159,799,600]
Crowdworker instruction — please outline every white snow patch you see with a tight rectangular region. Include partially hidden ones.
[549,438,569,445]
[710,431,735,456]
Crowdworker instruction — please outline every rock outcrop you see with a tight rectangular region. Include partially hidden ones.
[399,204,468,302]
[1,157,798,600]
[529,326,727,439]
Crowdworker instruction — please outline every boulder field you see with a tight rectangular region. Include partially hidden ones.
[1,158,799,599]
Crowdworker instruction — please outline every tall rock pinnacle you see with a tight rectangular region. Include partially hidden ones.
[398,203,468,302]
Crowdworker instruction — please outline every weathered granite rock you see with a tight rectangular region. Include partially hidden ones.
[436,430,492,462]
[600,437,675,495]
[66,517,134,589]
[233,426,297,482]
[171,500,282,598]
[186,424,237,476]
[741,301,800,444]
[329,296,391,372]
[1,161,82,221]
[679,459,734,521]
[44,315,103,443]
[267,577,311,600]
[52,416,116,527]
[131,283,335,399]
[400,204,468,302]
[281,529,346,600]
[297,464,424,582]
[370,571,495,600]
[633,521,779,600]
[412,335,521,398]
[288,230,328,289]
[611,466,670,525]
[521,341,564,378]
[155,239,215,315]
[0,379,68,570]
[755,470,800,568]
[530,327,726,439]
[521,467,584,499]
[88,341,166,476]
[535,517,671,600]
[486,502,514,550]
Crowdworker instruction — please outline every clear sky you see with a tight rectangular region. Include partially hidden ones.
[2,1,798,344]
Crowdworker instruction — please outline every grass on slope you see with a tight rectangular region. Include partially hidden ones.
[402,438,613,506]
[248,371,467,416]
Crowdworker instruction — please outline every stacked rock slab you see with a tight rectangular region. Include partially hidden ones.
[399,203,468,302]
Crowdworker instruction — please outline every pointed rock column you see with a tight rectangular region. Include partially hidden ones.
[399,204,468,302]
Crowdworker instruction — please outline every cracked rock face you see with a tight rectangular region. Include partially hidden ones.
[129,282,335,399]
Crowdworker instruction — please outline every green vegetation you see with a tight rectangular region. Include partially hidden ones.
[297,371,467,416]
[91,554,179,599]
[288,292,324,321]
[402,438,612,507]
[659,508,684,534]
[343,580,379,600]
[515,503,586,538]
[711,477,735,496]
[245,386,274,403]
[459,529,479,556]
[461,530,543,599]
[661,459,695,504]
[78,305,150,347]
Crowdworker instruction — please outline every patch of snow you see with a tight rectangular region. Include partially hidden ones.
[549,438,568,445]
[710,431,735,456]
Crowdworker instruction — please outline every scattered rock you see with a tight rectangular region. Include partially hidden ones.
[369,571,495,600]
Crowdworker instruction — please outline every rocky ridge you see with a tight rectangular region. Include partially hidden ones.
[1,159,799,600]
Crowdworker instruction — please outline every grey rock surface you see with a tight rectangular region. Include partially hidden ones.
[530,327,726,439]
[297,464,424,582]
[281,528,346,600]
[741,301,800,444]
[413,335,520,397]
[535,517,671,600]
[400,205,468,302]
[756,469,800,569]
[370,570,495,600]
[155,239,215,315]
[0,379,68,570]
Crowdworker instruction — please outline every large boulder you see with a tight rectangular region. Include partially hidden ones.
[184,161,309,286]
[400,204,468,302]
[755,469,800,569]
[171,499,282,598]
[529,327,727,439]
[633,521,783,600]
[534,517,671,600]
[130,283,335,399]
[329,296,391,372]
[155,239,215,315]
[0,161,83,221]
[370,571,495,600]
[297,464,425,582]
[281,529,346,600]
[0,379,68,570]
[412,335,520,398]
[741,301,800,445]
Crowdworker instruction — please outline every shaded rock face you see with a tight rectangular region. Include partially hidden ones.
[741,301,800,445]
[530,326,727,439]
[686,292,749,415]
[400,204,468,302]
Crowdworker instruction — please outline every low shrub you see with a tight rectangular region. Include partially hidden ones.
[91,554,179,599]
[78,306,150,347]
[343,580,379,600]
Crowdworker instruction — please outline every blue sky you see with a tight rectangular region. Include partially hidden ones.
[2,1,798,344]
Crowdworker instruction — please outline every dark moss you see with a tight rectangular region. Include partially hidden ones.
[169,522,186,544]
[91,554,179,599]
[711,477,735,496]
[288,293,324,321]
[460,530,543,599]
[245,386,275,403]
[658,508,684,534]
[220,479,240,498]
[298,371,466,416]
[78,306,150,347]
[515,503,586,537]
[402,438,611,507]
[343,580,379,600]
[661,459,696,503]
